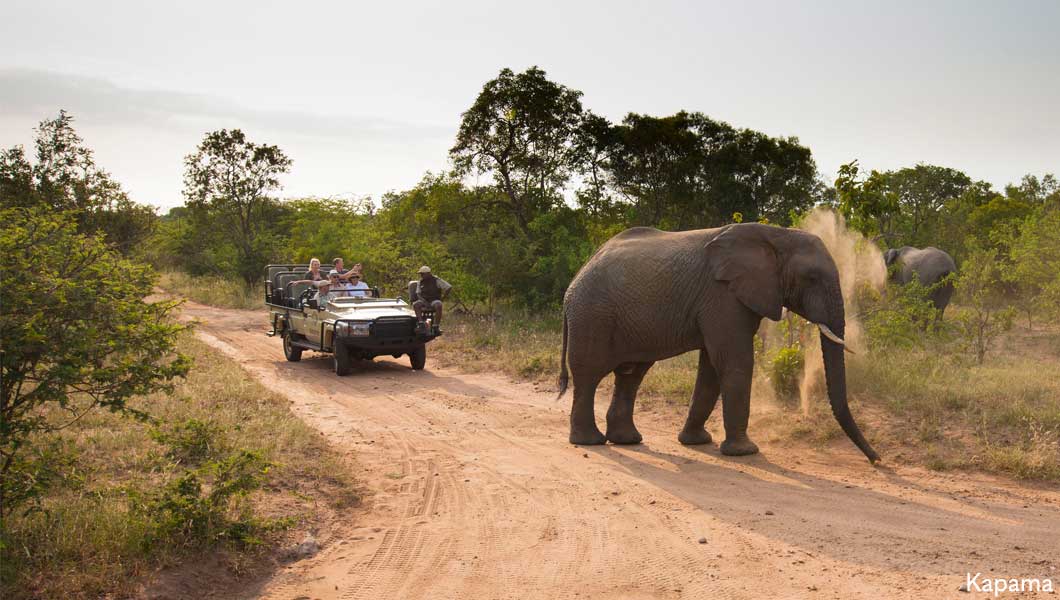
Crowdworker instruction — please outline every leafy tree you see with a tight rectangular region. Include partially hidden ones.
[835,160,901,241]
[608,112,816,229]
[953,239,1016,364]
[885,164,971,245]
[1003,206,1060,326]
[1,111,156,254]
[0,208,190,516]
[607,111,707,227]
[1005,173,1059,206]
[571,111,620,220]
[183,129,292,283]
[450,66,584,235]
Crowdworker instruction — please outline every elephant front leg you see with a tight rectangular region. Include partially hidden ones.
[606,362,653,444]
[569,373,606,445]
[679,350,719,445]
[718,354,759,457]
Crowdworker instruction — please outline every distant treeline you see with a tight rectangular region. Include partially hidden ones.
[4,68,1058,314]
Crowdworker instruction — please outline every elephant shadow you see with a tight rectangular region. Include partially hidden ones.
[584,443,1055,576]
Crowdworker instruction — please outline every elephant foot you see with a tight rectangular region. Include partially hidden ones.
[678,427,713,445]
[720,436,759,456]
[606,425,643,445]
[569,426,607,446]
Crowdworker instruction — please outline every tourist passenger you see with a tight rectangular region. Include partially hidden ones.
[313,279,332,306]
[347,272,370,298]
[293,258,326,285]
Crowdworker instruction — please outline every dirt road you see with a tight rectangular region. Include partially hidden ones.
[184,302,1059,599]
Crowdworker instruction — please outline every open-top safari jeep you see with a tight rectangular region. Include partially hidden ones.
[264,264,440,375]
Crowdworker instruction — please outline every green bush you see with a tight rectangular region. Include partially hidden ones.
[862,279,940,350]
[149,419,228,466]
[134,450,277,549]
[1,208,190,517]
[769,345,805,401]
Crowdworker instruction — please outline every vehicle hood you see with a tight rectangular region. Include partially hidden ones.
[323,301,416,321]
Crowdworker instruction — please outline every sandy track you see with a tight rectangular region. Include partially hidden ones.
[183,302,1059,599]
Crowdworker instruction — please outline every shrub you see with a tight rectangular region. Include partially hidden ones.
[954,241,1017,363]
[134,450,276,549]
[1,208,190,517]
[769,345,804,401]
[862,279,940,351]
[150,419,228,466]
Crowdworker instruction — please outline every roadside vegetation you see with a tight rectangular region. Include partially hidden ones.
[0,116,355,598]
[158,270,263,310]
[0,333,358,599]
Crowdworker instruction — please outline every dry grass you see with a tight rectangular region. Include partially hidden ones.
[430,311,701,403]
[432,309,1060,481]
[0,334,358,600]
[158,270,263,310]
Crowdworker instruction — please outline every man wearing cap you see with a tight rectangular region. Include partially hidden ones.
[312,276,333,306]
[408,266,452,328]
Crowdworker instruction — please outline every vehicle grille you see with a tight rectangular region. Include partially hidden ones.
[371,317,416,339]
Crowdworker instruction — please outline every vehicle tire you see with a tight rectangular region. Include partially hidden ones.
[409,345,427,371]
[283,330,302,362]
[334,342,353,376]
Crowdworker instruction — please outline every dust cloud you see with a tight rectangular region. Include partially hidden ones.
[796,208,886,413]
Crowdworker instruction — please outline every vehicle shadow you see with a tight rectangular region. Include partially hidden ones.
[280,353,497,399]
[584,442,1057,576]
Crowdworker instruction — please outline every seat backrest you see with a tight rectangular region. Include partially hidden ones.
[270,265,308,292]
[274,273,302,304]
[287,282,311,308]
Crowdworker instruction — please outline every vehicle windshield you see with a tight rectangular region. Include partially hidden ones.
[329,296,406,306]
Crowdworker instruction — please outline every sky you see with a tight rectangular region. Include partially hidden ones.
[1,0,1058,210]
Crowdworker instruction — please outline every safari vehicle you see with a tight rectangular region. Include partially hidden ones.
[264,264,440,375]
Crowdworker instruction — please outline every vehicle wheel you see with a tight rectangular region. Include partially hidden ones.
[409,345,426,371]
[334,343,352,376]
[283,331,302,362]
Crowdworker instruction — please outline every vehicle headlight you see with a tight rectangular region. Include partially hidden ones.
[348,322,371,337]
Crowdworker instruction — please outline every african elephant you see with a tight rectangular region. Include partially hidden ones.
[883,246,956,322]
[556,223,879,464]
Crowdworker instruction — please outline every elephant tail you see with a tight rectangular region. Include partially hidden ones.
[556,311,569,400]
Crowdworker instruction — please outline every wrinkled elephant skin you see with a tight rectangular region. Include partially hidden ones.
[556,224,880,464]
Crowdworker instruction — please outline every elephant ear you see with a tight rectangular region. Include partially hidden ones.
[706,229,783,321]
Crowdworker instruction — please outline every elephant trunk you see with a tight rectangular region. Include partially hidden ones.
[820,318,880,465]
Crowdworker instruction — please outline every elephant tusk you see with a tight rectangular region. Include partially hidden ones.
[817,323,856,354]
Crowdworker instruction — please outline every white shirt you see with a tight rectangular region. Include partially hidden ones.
[348,280,370,298]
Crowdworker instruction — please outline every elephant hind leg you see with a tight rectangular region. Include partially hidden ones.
[569,372,606,445]
[606,362,654,445]
[679,350,720,445]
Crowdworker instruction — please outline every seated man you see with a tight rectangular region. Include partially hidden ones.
[347,272,370,298]
[327,270,353,298]
[408,265,451,329]
[312,279,333,306]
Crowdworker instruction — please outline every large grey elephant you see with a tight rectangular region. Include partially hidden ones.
[556,223,879,464]
[883,246,956,322]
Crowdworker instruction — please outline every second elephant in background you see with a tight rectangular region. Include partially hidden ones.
[883,246,957,323]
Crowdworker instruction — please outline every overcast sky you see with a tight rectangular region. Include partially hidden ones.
[2,0,1058,210]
